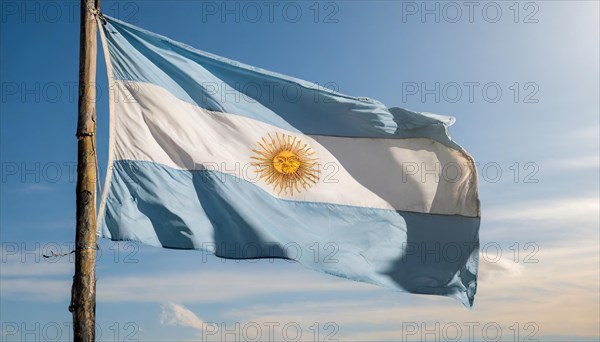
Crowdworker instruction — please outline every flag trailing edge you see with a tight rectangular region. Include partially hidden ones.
[97,15,481,307]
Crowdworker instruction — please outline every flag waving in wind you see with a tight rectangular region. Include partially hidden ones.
[97,15,480,307]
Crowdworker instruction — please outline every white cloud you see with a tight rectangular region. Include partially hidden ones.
[0,263,373,304]
[477,255,523,282]
[550,155,600,170]
[484,196,599,226]
[160,302,204,332]
[2,242,598,339]
[0,278,70,302]
[218,243,599,339]
[97,268,372,303]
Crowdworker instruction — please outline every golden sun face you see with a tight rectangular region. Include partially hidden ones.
[273,150,301,174]
[251,133,320,196]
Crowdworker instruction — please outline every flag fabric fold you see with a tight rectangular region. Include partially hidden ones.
[97,15,481,307]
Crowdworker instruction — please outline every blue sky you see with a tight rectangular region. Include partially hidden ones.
[1,1,599,341]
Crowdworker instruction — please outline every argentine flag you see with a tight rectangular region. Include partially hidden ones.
[97,16,480,307]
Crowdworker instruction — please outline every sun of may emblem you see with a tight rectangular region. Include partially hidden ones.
[251,132,320,196]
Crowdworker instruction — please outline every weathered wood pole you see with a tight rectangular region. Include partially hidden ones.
[72,0,99,340]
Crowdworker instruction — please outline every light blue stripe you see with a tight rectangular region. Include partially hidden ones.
[100,160,480,307]
[102,16,464,150]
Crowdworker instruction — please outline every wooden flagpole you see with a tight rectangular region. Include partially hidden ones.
[72,0,100,340]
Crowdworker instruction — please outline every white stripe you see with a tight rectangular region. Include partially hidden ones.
[111,80,478,217]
